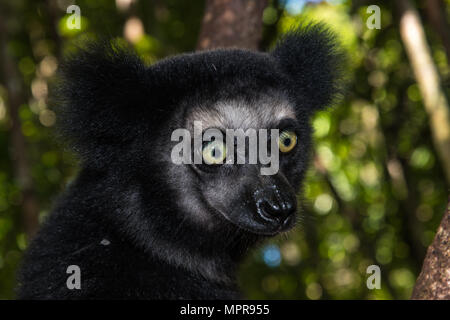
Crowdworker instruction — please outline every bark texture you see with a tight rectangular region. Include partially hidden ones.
[197,0,267,50]
[411,197,450,299]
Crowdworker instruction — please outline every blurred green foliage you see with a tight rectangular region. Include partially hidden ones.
[0,0,448,299]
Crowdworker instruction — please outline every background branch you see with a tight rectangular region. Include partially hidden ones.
[0,14,40,239]
[398,0,450,299]
[398,0,450,184]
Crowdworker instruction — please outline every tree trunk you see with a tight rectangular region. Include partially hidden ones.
[44,0,63,59]
[411,196,450,299]
[0,16,40,240]
[426,0,450,61]
[197,0,267,50]
[398,0,450,184]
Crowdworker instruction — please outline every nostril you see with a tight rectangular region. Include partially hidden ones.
[284,200,294,212]
[281,201,296,217]
[262,200,280,216]
[259,197,296,221]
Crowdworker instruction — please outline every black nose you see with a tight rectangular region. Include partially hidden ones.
[256,189,297,222]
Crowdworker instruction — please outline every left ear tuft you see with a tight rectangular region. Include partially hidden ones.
[54,39,149,166]
[271,23,346,112]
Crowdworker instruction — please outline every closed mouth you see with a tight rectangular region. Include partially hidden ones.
[207,200,296,236]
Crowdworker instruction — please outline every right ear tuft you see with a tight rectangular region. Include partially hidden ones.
[271,23,346,113]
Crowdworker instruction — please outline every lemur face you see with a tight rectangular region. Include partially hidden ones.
[56,25,343,240]
[163,91,312,236]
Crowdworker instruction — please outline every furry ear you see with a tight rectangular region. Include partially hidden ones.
[56,40,149,165]
[271,24,346,112]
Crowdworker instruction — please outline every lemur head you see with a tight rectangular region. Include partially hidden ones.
[58,24,344,244]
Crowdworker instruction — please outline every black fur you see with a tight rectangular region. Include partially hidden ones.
[17,24,344,299]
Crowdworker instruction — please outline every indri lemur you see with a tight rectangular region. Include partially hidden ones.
[17,24,344,299]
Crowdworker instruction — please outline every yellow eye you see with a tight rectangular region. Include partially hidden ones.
[278,130,297,153]
[202,140,227,165]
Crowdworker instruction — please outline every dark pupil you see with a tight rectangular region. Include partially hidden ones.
[283,137,291,147]
[212,148,220,158]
